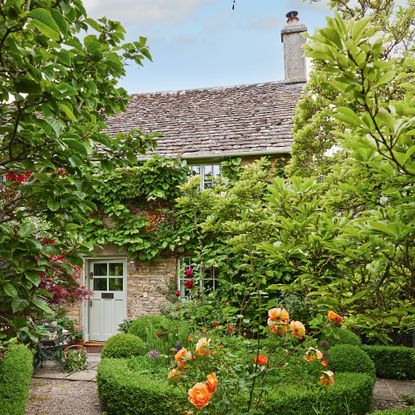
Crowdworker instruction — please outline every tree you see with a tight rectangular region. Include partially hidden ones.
[0,0,154,341]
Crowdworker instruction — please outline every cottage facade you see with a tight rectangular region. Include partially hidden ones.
[72,12,308,342]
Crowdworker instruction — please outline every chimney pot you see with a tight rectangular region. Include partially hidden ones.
[286,11,299,25]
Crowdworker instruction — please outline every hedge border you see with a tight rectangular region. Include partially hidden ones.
[362,345,415,380]
[0,344,33,415]
[98,358,374,415]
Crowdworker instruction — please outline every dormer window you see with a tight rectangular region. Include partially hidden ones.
[190,164,221,190]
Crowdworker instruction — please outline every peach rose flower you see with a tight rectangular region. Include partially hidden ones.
[205,373,218,393]
[167,368,181,379]
[268,307,289,323]
[175,347,193,368]
[254,354,268,366]
[188,383,212,409]
[269,324,287,336]
[320,370,335,385]
[195,337,210,356]
[303,347,323,362]
[289,320,306,339]
[327,311,343,324]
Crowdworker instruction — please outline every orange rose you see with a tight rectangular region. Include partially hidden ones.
[268,307,289,323]
[269,324,287,336]
[320,370,335,386]
[175,347,193,368]
[195,337,210,356]
[290,320,306,339]
[205,373,218,393]
[167,368,181,379]
[254,354,268,366]
[303,347,323,362]
[327,311,343,324]
[188,382,212,409]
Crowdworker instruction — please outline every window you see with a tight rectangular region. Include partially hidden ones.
[177,257,218,298]
[190,164,221,190]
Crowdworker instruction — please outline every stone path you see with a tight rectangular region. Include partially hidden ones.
[25,353,102,415]
[373,378,415,411]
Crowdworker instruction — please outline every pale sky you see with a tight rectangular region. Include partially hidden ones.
[83,0,331,93]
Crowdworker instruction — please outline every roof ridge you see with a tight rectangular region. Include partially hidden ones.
[129,80,305,97]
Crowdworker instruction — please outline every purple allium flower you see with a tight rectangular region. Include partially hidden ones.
[176,342,182,352]
[148,350,160,358]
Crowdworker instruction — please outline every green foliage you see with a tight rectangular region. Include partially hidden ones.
[260,373,374,415]
[320,328,362,348]
[63,347,87,373]
[128,316,170,340]
[0,0,153,340]
[362,345,415,380]
[82,156,190,261]
[329,345,376,379]
[101,334,147,359]
[372,408,415,415]
[0,344,33,415]
[97,358,185,415]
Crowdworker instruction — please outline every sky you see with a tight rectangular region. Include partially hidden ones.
[83,0,331,93]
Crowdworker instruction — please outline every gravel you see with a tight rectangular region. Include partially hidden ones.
[25,378,102,415]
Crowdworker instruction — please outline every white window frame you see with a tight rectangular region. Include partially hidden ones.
[190,164,221,190]
[177,257,218,298]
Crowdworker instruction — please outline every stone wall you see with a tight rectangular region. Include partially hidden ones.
[127,257,176,318]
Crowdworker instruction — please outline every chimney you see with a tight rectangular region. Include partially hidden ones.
[281,11,307,82]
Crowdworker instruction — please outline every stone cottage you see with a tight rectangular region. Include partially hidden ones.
[76,12,308,342]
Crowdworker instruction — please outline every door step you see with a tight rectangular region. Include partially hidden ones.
[84,341,105,353]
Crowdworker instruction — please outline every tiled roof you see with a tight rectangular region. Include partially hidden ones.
[106,81,305,159]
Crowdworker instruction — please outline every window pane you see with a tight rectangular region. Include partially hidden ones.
[93,278,107,291]
[109,278,123,291]
[213,165,221,177]
[93,263,107,276]
[109,263,123,276]
[191,166,200,175]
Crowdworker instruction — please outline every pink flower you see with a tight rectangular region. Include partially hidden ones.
[175,290,181,297]
[185,279,193,289]
[185,268,193,278]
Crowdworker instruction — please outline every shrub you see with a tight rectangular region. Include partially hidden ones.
[362,345,415,379]
[128,316,170,340]
[261,372,374,415]
[101,334,147,359]
[98,358,185,414]
[329,344,376,379]
[320,328,362,348]
[0,344,33,415]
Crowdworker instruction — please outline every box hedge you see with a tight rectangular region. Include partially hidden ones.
[261,372,374,415]
[329,344,376,379]
[0,344,33,415]
[320,328,362,348]
[101,334,147,359]
[362,345,415,380]
[98,358,185,414]
[98,358,374,415]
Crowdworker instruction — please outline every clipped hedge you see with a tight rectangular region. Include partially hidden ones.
[102,334,147,359]
[320,328,362,348]
[0,344,33,415]
[262,372,374,415]
[362,345,415,380]
[98,358,184,414]
[128,316,170,340]
[329,344,376,379]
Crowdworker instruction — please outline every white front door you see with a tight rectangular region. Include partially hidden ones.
[88,259,127,341]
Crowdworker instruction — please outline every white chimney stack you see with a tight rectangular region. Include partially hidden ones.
[281,11,307,83]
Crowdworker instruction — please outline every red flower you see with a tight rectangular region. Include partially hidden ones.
[185,268,193,278]
[321,360,329,366]
[227,325,235,334]
[185,279,193,289]
[213,322,220,328]
[175,290,181,297]
[254,354,268,366]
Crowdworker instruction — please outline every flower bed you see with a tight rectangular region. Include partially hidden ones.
[362,345,415,380]
[97,358,374,415]
[0,344,33,415]
[98,308,376,414]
